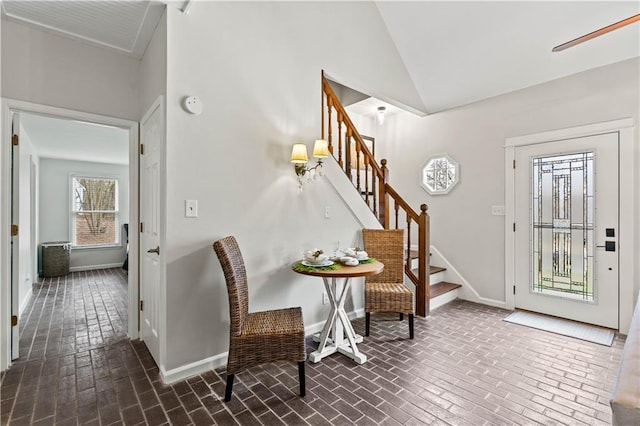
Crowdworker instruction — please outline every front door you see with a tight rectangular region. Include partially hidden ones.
[514,132,619,329]
[140,98,163,365]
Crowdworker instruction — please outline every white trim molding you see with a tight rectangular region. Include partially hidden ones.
[69,263,124,272]
[161,352,228,385]
[504,118,636,334]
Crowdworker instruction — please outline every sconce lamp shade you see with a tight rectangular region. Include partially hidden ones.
[290,143,309,163]
[313,139,329,158]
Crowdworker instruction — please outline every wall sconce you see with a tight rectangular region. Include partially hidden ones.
[291,139,329,190]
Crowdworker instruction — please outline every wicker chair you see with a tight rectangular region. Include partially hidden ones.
[362,229,414,339]
[213,236,306,402]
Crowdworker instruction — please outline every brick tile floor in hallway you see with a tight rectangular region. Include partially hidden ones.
[0,268,625,425]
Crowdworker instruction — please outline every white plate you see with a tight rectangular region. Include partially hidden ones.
[301,260,334,267]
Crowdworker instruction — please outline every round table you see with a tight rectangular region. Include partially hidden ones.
[292,260,384,364]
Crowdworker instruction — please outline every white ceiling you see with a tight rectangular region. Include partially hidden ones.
[1,0,170,57]
[20,113,129,165]
[376,1,640,113]
[2,1,638,115]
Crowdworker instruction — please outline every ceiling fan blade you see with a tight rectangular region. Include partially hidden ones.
[552,14,640,52]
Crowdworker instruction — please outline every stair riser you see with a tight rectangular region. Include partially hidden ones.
[430,289,458,311]
[430,271,444,284]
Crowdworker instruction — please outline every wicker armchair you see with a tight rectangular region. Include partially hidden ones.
[213,236,306,402]
[362,229,414,339]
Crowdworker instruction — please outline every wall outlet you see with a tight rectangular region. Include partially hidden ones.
[491,205,505,216]
[322,292,329,305]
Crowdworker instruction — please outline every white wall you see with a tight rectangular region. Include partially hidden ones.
[1,20,140,121]
[17,124,38,312]
[373,58,639,307]
[161,2,422,372]
[39,158,129,272]
[140,9,167,116]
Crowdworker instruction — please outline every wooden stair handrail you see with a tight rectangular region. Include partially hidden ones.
[321,77,384,176]
[321,71,431,317]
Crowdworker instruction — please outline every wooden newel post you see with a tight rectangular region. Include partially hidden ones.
[379,159,390,229]
[417,203,430,317]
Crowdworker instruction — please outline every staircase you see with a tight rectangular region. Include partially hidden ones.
[407,250,462,310]
[321,71,462,314]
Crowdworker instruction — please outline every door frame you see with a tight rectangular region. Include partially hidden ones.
[505,118,636,333]
[0,98,140,371]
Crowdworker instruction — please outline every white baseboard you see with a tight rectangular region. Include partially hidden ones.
[305,308,365,335]
[161,352,228,385]
[19,286,32,315]
[69,263,124,272]
[159,307,365,385]
[428,245,506,309]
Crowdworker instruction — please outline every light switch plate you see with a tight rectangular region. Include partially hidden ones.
[185,200,198,218]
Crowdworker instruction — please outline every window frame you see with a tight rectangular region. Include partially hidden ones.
[420,153,460,195]
[69,173,121,249]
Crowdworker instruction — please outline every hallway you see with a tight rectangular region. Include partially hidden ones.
[17,269,129,361]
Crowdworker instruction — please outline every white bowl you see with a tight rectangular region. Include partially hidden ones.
[340,256,359,266]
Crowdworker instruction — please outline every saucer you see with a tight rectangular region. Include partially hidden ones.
[301,260,334,267]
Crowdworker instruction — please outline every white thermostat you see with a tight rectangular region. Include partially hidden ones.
[182,96,203,115]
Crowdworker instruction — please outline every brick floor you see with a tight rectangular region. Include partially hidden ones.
[0,268,626,425]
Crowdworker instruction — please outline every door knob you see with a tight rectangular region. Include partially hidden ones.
[147,246,160,255]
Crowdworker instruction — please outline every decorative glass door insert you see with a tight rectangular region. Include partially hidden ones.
[531,152,594,301]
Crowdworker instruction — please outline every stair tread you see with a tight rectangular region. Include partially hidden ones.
[411,265,447,275]
[430,265,446,274]
[405,249,419,259]
[430,281,462,299]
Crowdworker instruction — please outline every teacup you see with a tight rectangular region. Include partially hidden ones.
[304,251,328,264]
[342,248,356,257]
[355,250,368,260]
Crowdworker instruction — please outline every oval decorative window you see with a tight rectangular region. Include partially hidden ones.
[420,154,459,195]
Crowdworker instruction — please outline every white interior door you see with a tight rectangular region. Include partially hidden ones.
[514,132,619,329]
[10,113,20,360]
[140,99,163,365]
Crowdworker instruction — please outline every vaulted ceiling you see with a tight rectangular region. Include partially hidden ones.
[376,1,640,113]
[2,0,639,114]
